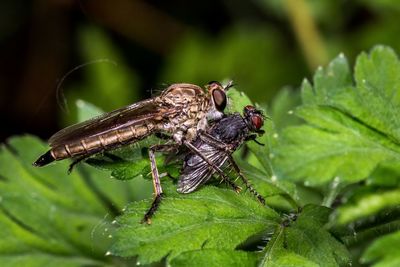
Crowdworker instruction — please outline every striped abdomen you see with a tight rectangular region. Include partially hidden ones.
[33,123,155,167]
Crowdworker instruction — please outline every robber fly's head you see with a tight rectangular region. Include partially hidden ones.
[243,105,265,135]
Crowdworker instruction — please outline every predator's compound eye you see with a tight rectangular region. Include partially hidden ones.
[207,81,227,112]
[212,88,227,111]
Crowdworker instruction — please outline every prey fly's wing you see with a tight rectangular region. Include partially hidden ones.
[49,98,178,147]
[178,142,230,193]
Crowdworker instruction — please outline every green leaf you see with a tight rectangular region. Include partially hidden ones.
[361,230,400,267]
[0,135,133,266]
[367,161,400,187]
[353,46,400,141]
[235,157,300,211]
[269,87,302,131]
[260,225,319,267]
[75,99,104,122]
[170,249,258,267]
[284,205,350,267]
[226,88,253,114]
[110,183,280,264]
[259,205,350,267]
[275,46,400,185]
[301,53,352,105]
[85,135,169,184]
[0,254,102,267]
[336,188,400,224]
[87,154,150,181]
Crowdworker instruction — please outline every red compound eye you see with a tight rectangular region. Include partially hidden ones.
[251,115,263,130]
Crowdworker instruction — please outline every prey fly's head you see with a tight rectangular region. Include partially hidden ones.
[243,105,265,135]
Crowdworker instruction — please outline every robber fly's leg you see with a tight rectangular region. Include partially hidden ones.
[142,143,179,224]
[183,141,242,193]
[67,156,88,174]
[226,154,265,205]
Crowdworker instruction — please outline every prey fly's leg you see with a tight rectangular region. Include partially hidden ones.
[226,155,265,205]
[183,141,242,193]
[198,131,229,150]
[142,143,179,224]
[199,132,265,204]
[245,134,265,146]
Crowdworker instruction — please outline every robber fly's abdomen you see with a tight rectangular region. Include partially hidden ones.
[34,123,155,167]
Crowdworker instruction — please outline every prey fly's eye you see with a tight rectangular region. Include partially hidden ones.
[244,105,255,113]
[244,105,264,130]
[212,89,227,111]
[251,115,263,130]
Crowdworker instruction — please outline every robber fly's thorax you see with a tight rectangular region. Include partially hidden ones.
[156,83,212,143]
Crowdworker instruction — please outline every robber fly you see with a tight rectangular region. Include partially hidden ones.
[178,105,266,203]
[33,81,232,222]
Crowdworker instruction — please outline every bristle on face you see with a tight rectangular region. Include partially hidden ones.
[33,150,55,167]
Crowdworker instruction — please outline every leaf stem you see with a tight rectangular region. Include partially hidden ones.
[322,176,342,208]
[284,0,328,70]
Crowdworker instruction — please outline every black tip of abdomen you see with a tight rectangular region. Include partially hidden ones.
[33,150,55,167]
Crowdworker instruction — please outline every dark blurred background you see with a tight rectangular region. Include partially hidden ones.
[1,0,400,142]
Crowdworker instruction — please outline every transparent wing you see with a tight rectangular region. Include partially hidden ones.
[49,98,177,147]
[178,142,229,193]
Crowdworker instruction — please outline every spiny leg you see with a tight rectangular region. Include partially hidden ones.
[142,143,179,224]
[183,141,241,193]
[198,132,265,204]
[226,155,265,205]
[198,131,230,150]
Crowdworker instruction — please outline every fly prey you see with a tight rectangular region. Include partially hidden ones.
[179,105,266,202]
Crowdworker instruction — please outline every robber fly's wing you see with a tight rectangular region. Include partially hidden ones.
[178,143,229,193]
[49,98,175,146]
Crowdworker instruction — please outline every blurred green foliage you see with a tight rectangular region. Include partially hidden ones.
[2,0,400,266]
[63,26,139,126]
[53,1,400,128]
[161,27,306,104]
[2,46,400,266]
